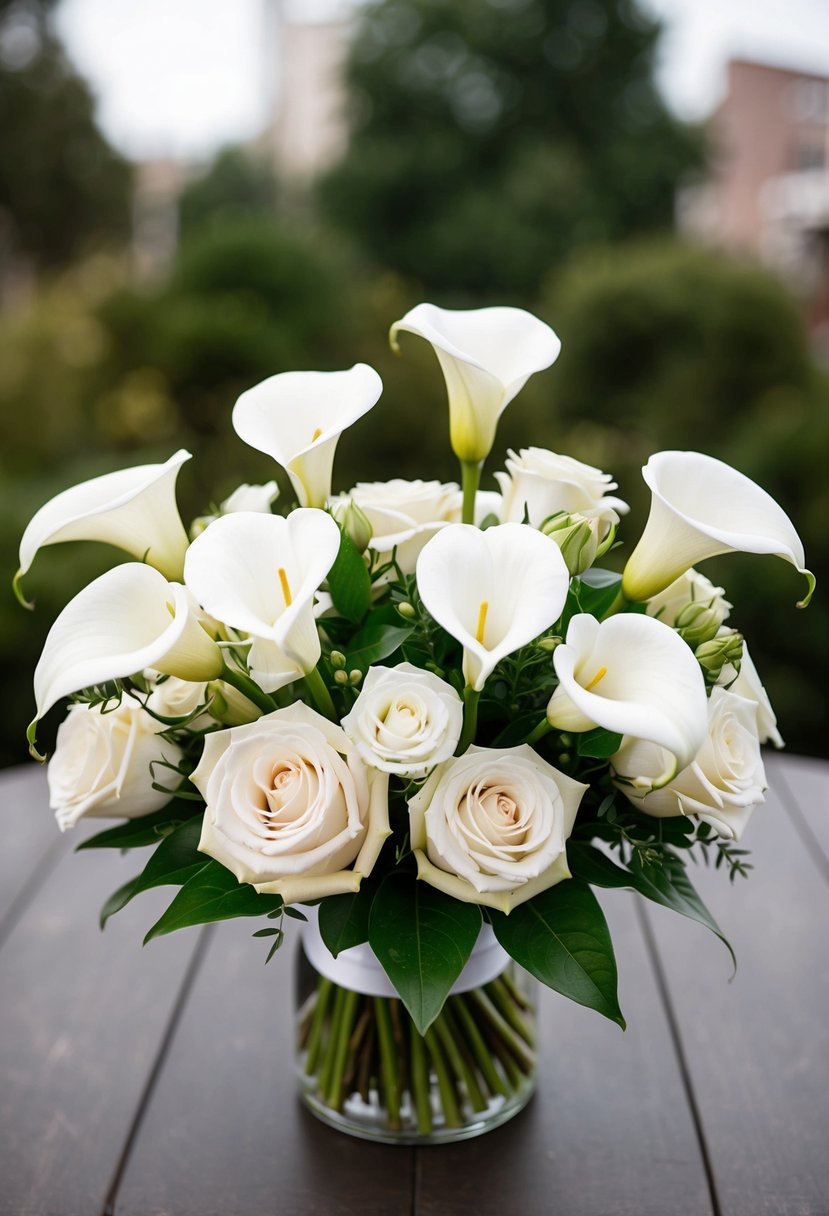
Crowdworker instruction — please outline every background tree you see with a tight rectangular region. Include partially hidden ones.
[0,0,131,273]
[319,0,705,298]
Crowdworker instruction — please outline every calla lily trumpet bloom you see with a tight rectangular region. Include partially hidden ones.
[16,450,192,602]
[31,563,224,745]
[232,365,383,508]
[622,451,815,607]
[184,509,340,693]
[547,613,708,789]
[390,303,561,463]
[416,522,570,691]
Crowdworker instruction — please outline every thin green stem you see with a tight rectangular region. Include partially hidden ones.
[467,988,536,1074]
[424,1025,463,1127]
[317,984,346,1098]
[220,662,276,715]
[410,1030,433,1136]
[326,988,360,1110]
[304,666,337,721]
[456,686,480,755]
[599,585,627,620]
[434,1011,488,1113]
[460,460,483,526]
[485,977,536,1048]
[449,995,509,1098]
[374,998,402,1129]
[525,718,553,748]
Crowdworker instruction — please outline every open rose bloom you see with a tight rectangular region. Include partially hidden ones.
[17,301,814,1143]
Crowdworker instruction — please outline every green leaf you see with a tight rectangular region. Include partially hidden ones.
[77,798,201,851]
[144,859,283,943]
[568,842,634,889]
[317,877,382,957]
[346,622,414,673]
[576,728,623,758]
[629,852,736,971]
[569,843,735,969]
[327,525,372,623]
[491,712,546,748]
[99,816,207,928]
[490,881,625,1028]
[368,873,482,1034]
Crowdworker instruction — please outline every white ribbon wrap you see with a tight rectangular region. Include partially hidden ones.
[300,905,510,998]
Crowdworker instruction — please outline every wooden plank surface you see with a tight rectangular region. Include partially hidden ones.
[415,893,715,1216]
[767,752,829,871]
[113,922,417,1216]
[0,769,205,1216]
[1,757,827,1216]
[642,768,829,1216]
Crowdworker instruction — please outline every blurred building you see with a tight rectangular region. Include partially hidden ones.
[266,7,350,183]
[132,159,187,278]
[680,59,829,338]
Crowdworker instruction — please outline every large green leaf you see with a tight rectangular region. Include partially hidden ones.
[569,842,735,969]
[629,852,736,970]
[327,525,372,623]
[490,880,625,1028]
[99,816,207,928]
[345,622,414,673]
[144,860,283,943]
[576,728,623,758]
[77,798,201,851]
[368,873,482,1034]
[318,889,371,957]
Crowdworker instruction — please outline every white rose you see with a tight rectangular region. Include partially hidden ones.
[494,448,628,531]
[341,662,463,778]
[145,673,212,725]
[190,481,279,536]
[330,480,460,574]
[612,688,767,840]
[408,744,587,913]
[191,702,391,903]
[48,701,182,831]
[646,569,732,644]
[729,642,783,748]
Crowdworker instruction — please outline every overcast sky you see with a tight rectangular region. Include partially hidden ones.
[55,0,829,161]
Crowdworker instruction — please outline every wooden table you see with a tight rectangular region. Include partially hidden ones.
[1,752,827,1216]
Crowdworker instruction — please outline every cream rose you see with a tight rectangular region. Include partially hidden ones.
[341,663,463,778]
[612,688,767,840]
[646,569,732,646]
[729,642,783,748]
[494,448,628,531]
[48,701,182,831]
[191,702,390,903]
[408,744,587,913]
[330,480,460,574]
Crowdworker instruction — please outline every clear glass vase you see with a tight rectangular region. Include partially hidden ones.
[294,920,537,1145]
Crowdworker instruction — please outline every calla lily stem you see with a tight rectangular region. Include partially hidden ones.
[525,718,553,747]
[220,663,277,715]
[456,686,480,754]
[304,666,337,721]
[460,460,483,526]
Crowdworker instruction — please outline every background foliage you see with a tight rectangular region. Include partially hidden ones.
[0,0,826,766]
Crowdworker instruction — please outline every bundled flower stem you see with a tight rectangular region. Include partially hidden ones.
[297,964,536,1140]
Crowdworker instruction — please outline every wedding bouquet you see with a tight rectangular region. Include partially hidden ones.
[16,303,814,1143]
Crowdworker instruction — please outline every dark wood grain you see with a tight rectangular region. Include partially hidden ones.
[113,922,416,1216]
[0,769,204,1216]
[0,765,69,933]
[642,774,829,1216]
[766,752,829,875]
[415,893,715,1216]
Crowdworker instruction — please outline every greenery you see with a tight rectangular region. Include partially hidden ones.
[319,0,705,297]
[0,0,131,272]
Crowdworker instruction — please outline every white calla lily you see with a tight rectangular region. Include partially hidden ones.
[184,509,340,692]
[16,450,192,602]
[390,303,561,463]
[31,563,224,745]
[622,451,814,606]
[416,522,570,691]
[232,365,383,508]
[547,613,708,788]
